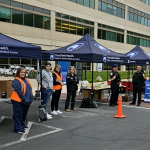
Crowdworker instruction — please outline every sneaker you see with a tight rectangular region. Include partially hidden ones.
[16,131,24,134]
[137,104,140,106]
[71,108,77,111]
[51,110,58,115]
[47,113,53,119]
[56,110,63,114]
[47,113,52,117]
[65,109,70,112]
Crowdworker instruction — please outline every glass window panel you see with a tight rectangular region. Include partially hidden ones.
[56,19,61,32]
[70,0,76,2]
[147,40,150,47]
[34,7,43,13]
[90,22,94,25]
[90,27,94,37]
[84,0,90,7]
[127,12,130,20]
[90,0,95,8]
[62,14,69,19]
[24,12,33,27]
[112,6,117,15]
[44,17,50,30]
[112,32,116,41]
[130,12,133,21]
[69,22,76,34]
[44,10,50,15]
[148,19,150,27]
[12,9,23,25]
[122,4,125,8]
[0,58,8,64]
[98,0,101,10]
[77,18,83,23]
[127,35,129,44]
[70,16,76,21]
[77,24,83,35]
[117,2,122,7]
[77,0,83,5]
[98,29,101,39]
[113,1,117,5]
[34,14,43,28]
[21,59,30,65]
[138,15,141,24]
[144,39,147,46]
[12,1,22,8]
[56,13,61,17]
[10,58,20,64]
[84,20,89,24]
[0,0,10,5]
[84,26,89,35]
[122,9,125,18]
[145,18,148,26]
[141,17,145,25]
[117,7,121,18]
[140,39,144,46]
[102,2,107,12]
[133,14,137,22]
[129,36,133,44]
[0,6,11,22]
[133,37,136,45]
[108,0,112,3]
[117,33,121,42]
[23,4,33,10]
[107,4,112,14]
[62,21,69,33]
[137,38,140,45]
[102,30,106,40]
[120,34,124,43]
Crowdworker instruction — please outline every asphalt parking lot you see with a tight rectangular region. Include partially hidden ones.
[1,98,150,150]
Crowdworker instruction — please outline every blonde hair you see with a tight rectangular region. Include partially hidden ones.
[69,66,76,74]
[53,64,61,72]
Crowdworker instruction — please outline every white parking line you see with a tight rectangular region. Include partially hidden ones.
[20,121,33,141]
[0,116,5,123]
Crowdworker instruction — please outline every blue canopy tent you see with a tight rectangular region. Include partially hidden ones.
[125,45,150,65]
[0,33,41,59]
[42,34,130,100]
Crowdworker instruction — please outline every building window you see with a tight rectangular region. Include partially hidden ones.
[128,7,150,27]
[12,9,23,25]
[98,23,124,43]
[139,0,150,5]
[0,6,11,22]
[0,0,10,5]
[55,12,94,37]
[127,31,150,47]
[83,63,91,70]
[34,14,43,28]
[24,12,33,27]
[44,17,50,29]
[12,1,23,8]
[23,4,33,11]
[98,0,125,19]
[69,0,95,9]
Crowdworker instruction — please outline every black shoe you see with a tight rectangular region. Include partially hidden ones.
[129,102,135,105]
[114,103,118,105]
[137,104,140,106]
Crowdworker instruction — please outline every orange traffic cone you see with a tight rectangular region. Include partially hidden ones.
[114,96,126,118]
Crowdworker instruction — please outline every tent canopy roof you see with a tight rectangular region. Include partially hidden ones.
[42,34,129,64]
[0,33,41,59]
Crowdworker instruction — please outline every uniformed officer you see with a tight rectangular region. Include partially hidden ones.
[109,64,121,106]
[129,66,146,106]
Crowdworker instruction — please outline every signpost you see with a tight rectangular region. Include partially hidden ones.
[144,80,150,103]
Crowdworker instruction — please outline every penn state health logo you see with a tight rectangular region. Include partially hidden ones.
[67,43,84,51]
[94,43,110,53]
[127,52,138,57]
[103,56,107,63]
[50,54,55,60]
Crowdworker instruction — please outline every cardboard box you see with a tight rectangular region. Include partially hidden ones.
[0,80,13,98]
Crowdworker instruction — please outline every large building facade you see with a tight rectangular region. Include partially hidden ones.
[0,0,150,70]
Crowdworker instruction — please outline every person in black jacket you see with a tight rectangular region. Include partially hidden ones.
[129,66,146,106]
[65,66,79,112]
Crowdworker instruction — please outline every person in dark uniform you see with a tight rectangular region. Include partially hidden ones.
[65,66,79,112]
[129,66,146,106]
[109,64,121,106]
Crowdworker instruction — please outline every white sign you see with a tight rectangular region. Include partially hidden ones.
[97,63,102,72]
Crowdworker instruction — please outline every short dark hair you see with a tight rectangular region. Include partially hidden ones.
[45,62,51,66]
[16,67,26,77]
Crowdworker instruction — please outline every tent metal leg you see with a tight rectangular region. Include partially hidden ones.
[91,62,94,103]
[107,63,108,85]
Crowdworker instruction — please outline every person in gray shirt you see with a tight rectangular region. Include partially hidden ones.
[37,63,53,119]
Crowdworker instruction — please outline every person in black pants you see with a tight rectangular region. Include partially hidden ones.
[109,64,121,106]
[65,66,79,112]
[130,66,146,106]
[51,64,64,115]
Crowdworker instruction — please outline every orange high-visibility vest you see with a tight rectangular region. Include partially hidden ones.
[53,72,62,90]
[11,77,32,102]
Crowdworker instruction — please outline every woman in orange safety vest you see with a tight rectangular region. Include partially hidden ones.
[51,64,64,115]
[11,67,33,133]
